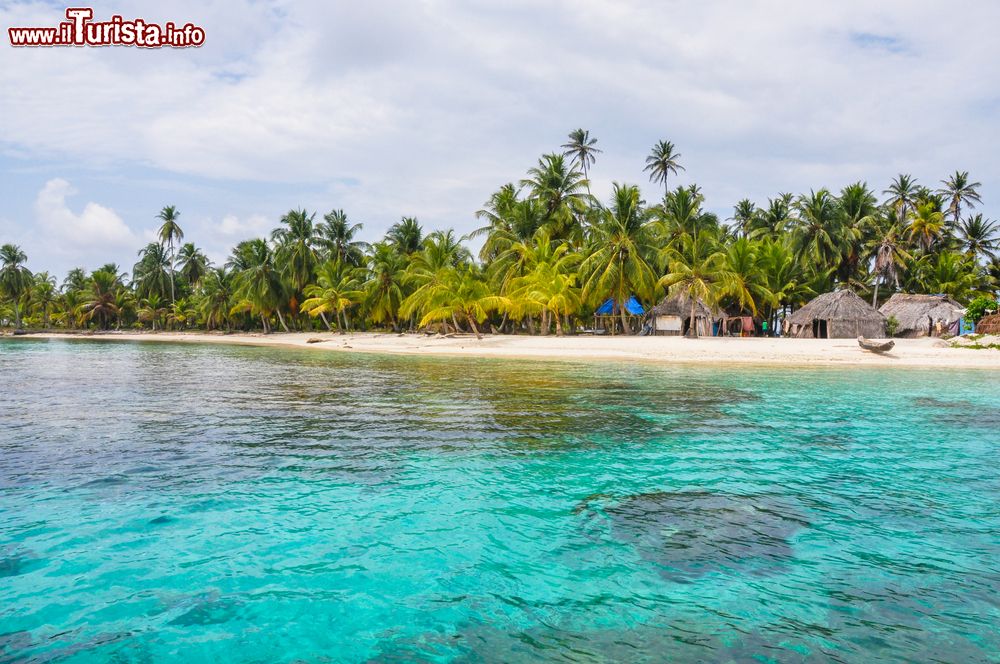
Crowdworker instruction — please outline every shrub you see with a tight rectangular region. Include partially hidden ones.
[886,315,899,337]
[965,296,999,323]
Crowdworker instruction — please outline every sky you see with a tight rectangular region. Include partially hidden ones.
[1,0,998,277]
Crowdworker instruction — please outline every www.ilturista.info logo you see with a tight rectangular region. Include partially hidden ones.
[8,8,205,48]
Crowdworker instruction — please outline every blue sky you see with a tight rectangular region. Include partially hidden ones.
[2,0,998,277]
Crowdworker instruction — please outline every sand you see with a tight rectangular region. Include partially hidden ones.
[14,331,1000,369]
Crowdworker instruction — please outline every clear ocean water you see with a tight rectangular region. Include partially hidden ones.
[1,338,999,663]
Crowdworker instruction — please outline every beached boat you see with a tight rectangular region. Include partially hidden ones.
[857,336,894,353]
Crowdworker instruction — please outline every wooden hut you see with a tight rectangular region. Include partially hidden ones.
[878,294,964,338]
[785,289,886,339]
[647,293,716,336]
[977,314,1000,335]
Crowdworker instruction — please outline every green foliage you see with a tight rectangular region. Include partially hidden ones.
[886,315,900,337]
[2,136,996,337]
[965,296,999,323]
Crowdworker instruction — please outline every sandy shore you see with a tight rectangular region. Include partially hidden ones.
[11,330,1000,369]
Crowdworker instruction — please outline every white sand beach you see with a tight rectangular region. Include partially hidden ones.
[20,331,1000,369]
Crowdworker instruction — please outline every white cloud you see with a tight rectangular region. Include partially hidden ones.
[34,178,138,249]
[1,0,999,272]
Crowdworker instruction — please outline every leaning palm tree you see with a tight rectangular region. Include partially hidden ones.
[300,260,364,332]
[561,129,602,195]
[156,205,183,303]
[939,171,982,228]
[643,140,684,198]
[31,272,58,328]
[0,244,32,329]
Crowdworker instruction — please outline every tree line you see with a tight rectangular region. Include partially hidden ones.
[2,131,999,336]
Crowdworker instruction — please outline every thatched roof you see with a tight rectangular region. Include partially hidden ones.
[787,289,885,325]
[978,314,1000,335]
[878,294,964,330]
[648,292,715,319]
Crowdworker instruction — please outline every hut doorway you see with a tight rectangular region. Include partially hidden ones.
[812,319,828,339]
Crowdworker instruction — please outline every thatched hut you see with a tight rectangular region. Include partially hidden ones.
[785,289,886,339]
[878,294,964,338]
[977,314,1000,335]
[647,293,716,336]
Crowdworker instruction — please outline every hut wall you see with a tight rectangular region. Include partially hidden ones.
[828,318,886,339]
[654,315,683,335]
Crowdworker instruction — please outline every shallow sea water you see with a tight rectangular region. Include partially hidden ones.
[1,338,999,662]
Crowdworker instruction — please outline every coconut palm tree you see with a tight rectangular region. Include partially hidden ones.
[521,153,590,244]
[643,140,684,198]
[176,243,210,288]
[133,243,172,300]
[78,269,121,330]
[939,171,982,228]
[198,268,234,331]
[386,217,423,255]
[403,265,507,339]
[31,272,58,328]
[791,190,846,270]
[300,260,364,332]
[0,244,32,329]
[156,205,183,303]
[658,230,740,337]
[231,238,289,332]
[138,294,167,331]
[957,214,998,262]
[730,199,757,238]
[883,174,919,224]
[561,129,601,195]
[364,242,408,330]
[907,201,945,252]
[868,214,912,307]
[579,183,658,334]
[318,209,369,266]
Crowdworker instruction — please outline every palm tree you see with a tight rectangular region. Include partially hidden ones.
[156,205,183,303]
[916,251,981,302]
[957,214,998,262]
[868,214,912,307]
[658,230,740,337]
[883,174,919,224]
[176,243,210,288]
[198,268,234,331]
[907,201,945,252]
[730,199,757,238]
[561,129,601,195]
[643,140,684,198]
[138,294,167,331]
[402,265,507,339]
[300,260,364,332]
[579,183,658,334]
[318,209,369,266]
[791,190,846,270]
[939,171,982,228]
[31,272,58,328]
[133,243,172,300]
[231,238,289,332]
[364,242,407,330]
[521,153,590,244]
[78,270,121,330]
[836,182,877,283]
[0,244,32,329]
[386,217,423,255]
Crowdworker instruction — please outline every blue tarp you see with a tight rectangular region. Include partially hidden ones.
[595,296,644,316]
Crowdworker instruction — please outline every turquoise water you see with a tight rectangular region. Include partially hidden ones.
[2,339,999,663]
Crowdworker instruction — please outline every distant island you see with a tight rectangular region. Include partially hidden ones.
[2,132,998,338]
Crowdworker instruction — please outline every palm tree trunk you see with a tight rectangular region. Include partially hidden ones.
[275,308,290,332]
[872,279,880,309]
[468,315,482,340]
[320,311,332,331]
[12,300,22,329]
[555,310,563,336]
[689,298,698,338]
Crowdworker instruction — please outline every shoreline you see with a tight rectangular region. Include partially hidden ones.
[6,330,1000,369]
